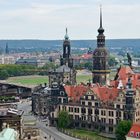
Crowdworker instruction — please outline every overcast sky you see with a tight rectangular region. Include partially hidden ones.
[0,0,139,39]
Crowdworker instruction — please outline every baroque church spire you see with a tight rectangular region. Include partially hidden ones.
[97,5,105,48]
[92,5,110,85]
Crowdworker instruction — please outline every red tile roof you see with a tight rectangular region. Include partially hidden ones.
[127,123,140,138]
[112,66,140,88]
[116,66,134,80]
[81,54,92,59]
[91,85,118,102]
[64,85,88,102]
[65,84,118,102]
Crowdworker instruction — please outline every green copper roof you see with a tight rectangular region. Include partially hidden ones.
[0,128,17,140]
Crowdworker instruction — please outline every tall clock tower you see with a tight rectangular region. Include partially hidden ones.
[92,6,110,85]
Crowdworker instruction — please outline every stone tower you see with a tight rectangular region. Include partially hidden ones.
[60,28,73,68]
[92,6,110,85]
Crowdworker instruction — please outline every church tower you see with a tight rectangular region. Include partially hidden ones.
[5,43,9,54]
[92,6,110,85]
[60,28,73,68]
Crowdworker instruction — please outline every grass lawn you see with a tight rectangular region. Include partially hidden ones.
[66,129,112,140]
[76,74,92,84]
[7,75,49,85]
[6,71,116,86]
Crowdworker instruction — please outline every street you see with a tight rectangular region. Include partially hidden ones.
[17,99,79,140]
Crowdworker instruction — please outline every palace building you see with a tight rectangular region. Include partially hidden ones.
[32,7,140,137]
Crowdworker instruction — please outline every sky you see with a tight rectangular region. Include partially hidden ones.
[0,0,139,39]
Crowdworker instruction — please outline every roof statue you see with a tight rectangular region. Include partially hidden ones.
[127,52,132,67]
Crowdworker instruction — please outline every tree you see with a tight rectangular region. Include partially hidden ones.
[84,62,92,70]
[57,111,71,128]
[115,120,132,140]
[0,70,9,80]
[108,56,118,67]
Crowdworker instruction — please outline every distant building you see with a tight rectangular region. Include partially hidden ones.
[0,124,19,140]
[15,57,47,67]
[0,107,23,139]
[0,55,15,64]
[73,53,92,66]
[15,58,38,67]
[0,83,32,99]
[23,116,41,140]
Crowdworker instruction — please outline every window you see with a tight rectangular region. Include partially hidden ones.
[95,102,98,107]
[60,91,64,96]
[116,111,121,117]
[44,108,46,112]
[81,116,86,121]
[69,107,73,112]
[101,110,106,116]
[85,96,88,100]
[136,132,140,138]
[75,115,79,120]
[88,109,92,115]
[77,108,79,113]
[109,127,113,133]
[116,105,120,109]
[81,108,86,114]
[109,119,114,124]
[130,131,134,137]
[59,98,61,103]
[82,101,85,105]
[109,111,114,117]
[91,95,94,100]
[88,102,92,106]
[95,109,99,115]
[101,118,106,123]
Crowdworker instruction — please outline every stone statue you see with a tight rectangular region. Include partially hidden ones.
[127,53,132,67]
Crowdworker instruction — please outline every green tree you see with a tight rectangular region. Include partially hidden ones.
[84,62,92,70]
[108,56,118,67]
[115,120,132,140]
[0,70,9,80]
[57,111,71,128]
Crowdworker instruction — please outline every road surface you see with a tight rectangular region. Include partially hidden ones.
[17,99,79,140]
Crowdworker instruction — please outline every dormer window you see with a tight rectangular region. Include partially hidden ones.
[130,131,134,137]
[136,132,140,138]
[60,91,64,96]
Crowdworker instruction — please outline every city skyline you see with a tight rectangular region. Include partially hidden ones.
[0,0,139,39]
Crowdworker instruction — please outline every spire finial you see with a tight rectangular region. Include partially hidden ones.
[100,4,102,28]
[64,27,69,40]
[98,4,104,34]
[66,27,68,34]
